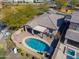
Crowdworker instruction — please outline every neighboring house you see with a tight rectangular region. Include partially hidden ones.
[3,0,33,3]
[3,0,50,3]
[64,11,79,47]
[52,11,79,59]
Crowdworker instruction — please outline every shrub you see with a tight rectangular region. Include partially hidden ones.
[17,48,22,53]
[21,52,24,56]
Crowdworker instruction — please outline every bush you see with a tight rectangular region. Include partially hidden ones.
[6,37,16,50]
[0,48,5,59]
[19,42,22,44]
[21,52,24,56]
[55,0,68,8]
[34,57,38,59]
[17,48,22,53]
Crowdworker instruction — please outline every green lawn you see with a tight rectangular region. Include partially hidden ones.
[0,45,6,59]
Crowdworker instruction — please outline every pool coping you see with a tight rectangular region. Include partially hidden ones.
[22,36,50,53]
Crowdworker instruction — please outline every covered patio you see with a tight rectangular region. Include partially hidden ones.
[23,25,54,38]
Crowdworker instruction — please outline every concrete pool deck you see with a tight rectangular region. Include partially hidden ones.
[11,29,54,59]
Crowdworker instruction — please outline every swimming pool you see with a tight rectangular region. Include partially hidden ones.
[66,48,79,59]
[66,48,75,56]
[23,37,50,52]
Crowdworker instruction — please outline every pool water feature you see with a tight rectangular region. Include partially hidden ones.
[66,48,75,56]
[66,48,79,59]
[24,37,50,52]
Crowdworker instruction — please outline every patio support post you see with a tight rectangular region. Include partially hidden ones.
[64,39,68,45]
[32,29,34,35]
[41,33,43,38]
[23,26,26,31]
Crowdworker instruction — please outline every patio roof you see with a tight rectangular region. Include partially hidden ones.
[65,29,79,42]
[33,26,47,33]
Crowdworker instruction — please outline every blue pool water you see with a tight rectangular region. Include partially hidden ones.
[25,38,50,52]
[66,48,79,59]
[66,48,75,56]
[66,55,74,59]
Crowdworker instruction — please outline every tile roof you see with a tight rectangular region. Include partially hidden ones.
[26,13,64,30]
[65,29,79,42]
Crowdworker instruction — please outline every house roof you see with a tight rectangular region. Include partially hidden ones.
[66,11,79,24]
[26,13,64,30]
[65,29,79,42]
[48,13,64,29]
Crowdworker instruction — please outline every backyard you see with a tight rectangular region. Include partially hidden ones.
[1,3,49,30]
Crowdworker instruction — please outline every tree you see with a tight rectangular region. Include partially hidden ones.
[38,3,49,12]
[2,4,49,30]
[70,0,78,7]
[3,11,27,29]
[2,4,38,30]
[55,0,68,8]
